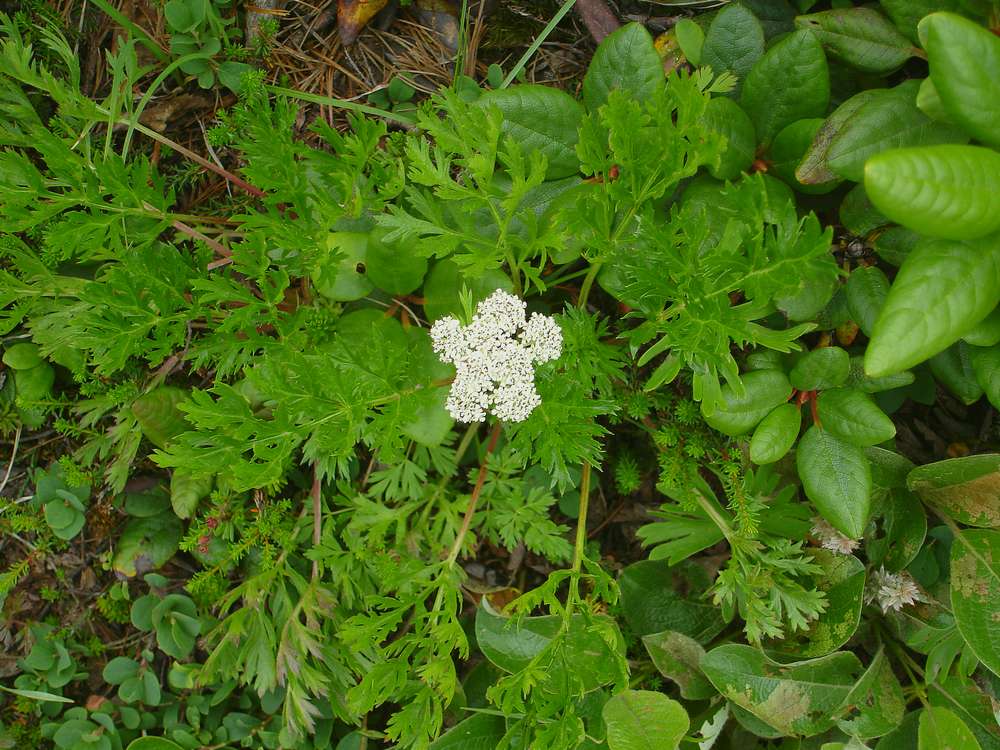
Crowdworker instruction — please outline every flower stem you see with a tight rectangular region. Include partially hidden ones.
[446,422,502,567]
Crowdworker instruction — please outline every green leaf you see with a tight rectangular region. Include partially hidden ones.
[702,369,792,436]
[602,690,689,750]
[132,387,189,450]
[768,550,866,658]
[2,341,43,369]
[422,260,512,321]
[846,267,885,338]
[700,644,862,736]
[865,233,1000,377]
[583,23,663,113]
[908,455,1000,528]
[848,356,915,394]
[864,146,1000,240]
[103,656,140,684]
[0,685,72,703]
[750,402,801,465]
[866,488,927,572]
[674,19,704,67]
[112,513,183,578]
[641,630,715,700]
[703,96,756,180]
[918,706,983,750]
[770,119,840,195]
[930,342,983,405]
[971,343,1000,409]
[700,4,765,94]
[921,12,1000,148]
[312,232,375,302]
[169,470,212,520]
[795,8,917,74]
[880,0,963,43]
[928,677,1000,750]
[474,604,622,690]
[950,529,1000,678]
[741,29,829,146]
[816,387,896,447]
[365,228,428,296]
[619,560,725,644]
[835,648,906,740]
[797,425,872,538]
[126,739,185,750]
[477,85,584,180]
[790,347,850,391]
[427,714,507,750]
[963,307,1000,347]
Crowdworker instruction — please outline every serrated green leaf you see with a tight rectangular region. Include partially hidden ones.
[583,23,663,113]
[865,233,1000,377]
[797,425,872,538]
[864,146,1000,240]
[603,690,689,750]
[920,12,1000,148]
[795,8,917,74]
[741,29,829,146]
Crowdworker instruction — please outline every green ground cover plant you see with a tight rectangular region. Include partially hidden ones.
[1,1,999,749]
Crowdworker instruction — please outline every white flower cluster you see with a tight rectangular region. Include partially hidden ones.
[868,567,925,614]
[430,289,562,423]
[810,517,860,556]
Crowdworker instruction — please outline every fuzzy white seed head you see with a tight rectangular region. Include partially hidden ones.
[429,289,562,423]
[810,517,860,556]
[867,568,925,614]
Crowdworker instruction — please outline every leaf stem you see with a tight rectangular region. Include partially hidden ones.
[446,421,502,567]
[571,462,592,576]
[577,262,601,309]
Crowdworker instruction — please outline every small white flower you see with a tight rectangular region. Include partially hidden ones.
[429,289,562,423]
[810,517,860,556]
[868,567,925,614]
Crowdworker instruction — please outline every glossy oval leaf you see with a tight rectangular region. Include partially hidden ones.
[921,12,1000,148]
[795,8,917,74]
[642,630,714,700]
[583,23,663,113]
[603,690,689,750]
[750,402,801,465]
[700,4,765,95]
[477,85,584,180]
[790,346,850,391]
[864,146,1000,240]
[971,344,1000,409]
[702,369,792,436]
[797,425,872,538]
[918,706,983,750]
[950,529,1000,678]
[816,387,896,447]
[741,29,830,146]
[126,739,185,750]
[704,96,756,180]
[864,233,1000,377]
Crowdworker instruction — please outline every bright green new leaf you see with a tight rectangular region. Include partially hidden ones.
[602,690,689,750]
[795,8,917,74]
[864,146,1000,240]
[950,529,1000,677]
[797,426,872,538]
[865,234,1000,377]
[741,29,829,146]
[583,23,663,113]
[920,12,1000,148]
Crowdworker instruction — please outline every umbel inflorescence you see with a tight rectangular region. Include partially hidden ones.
[430,289,563,423]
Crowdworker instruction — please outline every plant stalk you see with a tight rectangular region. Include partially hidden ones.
[446,422,502,567]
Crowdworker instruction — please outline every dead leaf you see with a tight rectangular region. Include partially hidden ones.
[338,0,390,46]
